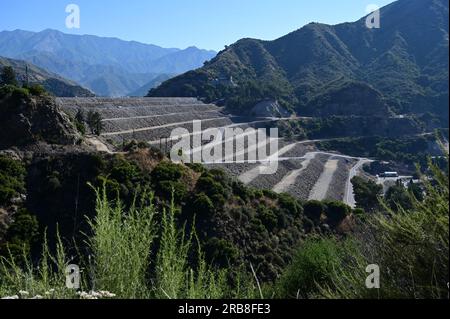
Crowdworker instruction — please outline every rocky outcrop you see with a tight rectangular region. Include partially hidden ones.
[0,91,80,149]
[250,99,291,118]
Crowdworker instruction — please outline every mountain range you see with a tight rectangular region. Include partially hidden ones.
[149,0,449,121]
[0,56,94,97]
[0,29,216,97]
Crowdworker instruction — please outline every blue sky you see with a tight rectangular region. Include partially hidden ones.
[0,0,395,51]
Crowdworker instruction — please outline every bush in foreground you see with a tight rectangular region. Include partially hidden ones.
[0,185,258,299]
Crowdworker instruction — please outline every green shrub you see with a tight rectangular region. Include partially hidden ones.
[192,193,215,217]
[319,157,449,299]
[324,201,350,226]
[86,110,103,135]
[303,201,325,223]
[11,87,30,100]
[385,181,414,211]
[210,193,226,208]
[47,176,62,191]
[232,181,251,202]
[186,163,206,174]
[155,194,231,299]
[0,229,76,299]
[87,184,157,298]
[0,66,18,86]
[0,84,16,98]
[0,156,26,204]
[250,218,267,234]
[152,161,185,182]
[110,158,140,183]
[28,84,47,96]
[196,176,225,198]
[0,209,39,259]
[353,208,365,216]
[276,237,355,299]
[257,206,278,232]
[159,180,188,201]
[0,84,31,101]
[278,193,303,216]
[204,238,239,268]
[0,185,258,299]
[74,119,86,135]
[351,176,383,213]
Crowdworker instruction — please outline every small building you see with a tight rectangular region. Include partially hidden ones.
[380,172,399,178]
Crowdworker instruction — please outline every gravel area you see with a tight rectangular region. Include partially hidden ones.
[248,159,305,190]
[102,112,226,133]
[281,142,317,158]
[309,158,340,201]
[105,118,235,144]
[325,158,354,201]
[287,154,330,200]
[207,162,258,177]
[273,152,317,193]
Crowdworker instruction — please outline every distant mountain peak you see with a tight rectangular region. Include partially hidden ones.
[0,29,217,97]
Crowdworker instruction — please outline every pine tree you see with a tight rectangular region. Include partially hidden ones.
[87,110,103,136]
[74,109,87,135]
[75,109,86,124]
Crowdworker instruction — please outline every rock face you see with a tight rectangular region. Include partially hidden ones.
[0,92,80,149]
[250,100,291,118]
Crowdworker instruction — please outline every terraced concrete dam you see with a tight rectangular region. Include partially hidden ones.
[57,97,367,206]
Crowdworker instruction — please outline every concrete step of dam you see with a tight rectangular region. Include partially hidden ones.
[56,97,362,204]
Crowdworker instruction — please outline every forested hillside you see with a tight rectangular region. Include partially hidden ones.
[149,0,449,121]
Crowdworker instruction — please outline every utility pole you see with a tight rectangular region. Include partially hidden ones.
[25,65,29,87]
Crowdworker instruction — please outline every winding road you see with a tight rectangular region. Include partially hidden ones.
[344,159,374,208]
